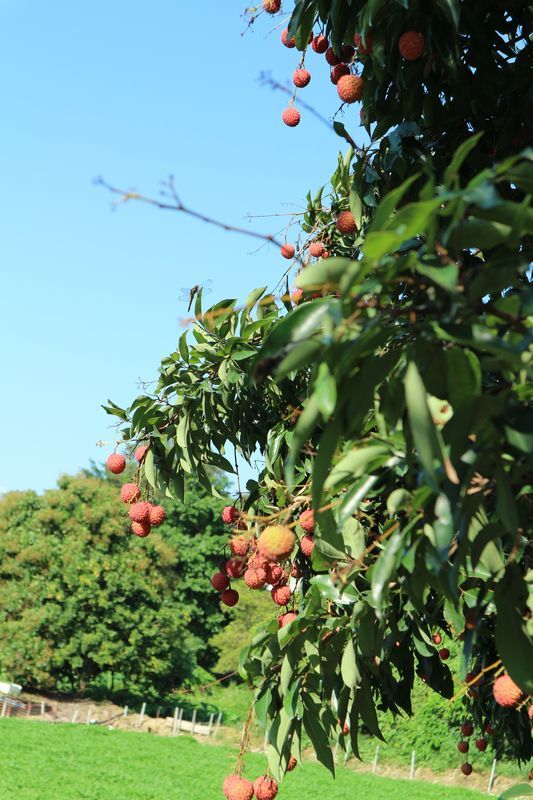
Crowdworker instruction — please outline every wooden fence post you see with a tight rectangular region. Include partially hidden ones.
[137,702,146,728]
[410,750,416,780]
[487,759,497,794]
[207,713,214,736]
[372,745,380,773]
[1,702,7,718]
[176,707,184,734]
[123,705,128,718]
[214,711,222,738]
[191,709,197,735]
[71,708,79,724]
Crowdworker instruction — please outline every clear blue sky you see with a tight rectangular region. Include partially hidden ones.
[0,1,359,494]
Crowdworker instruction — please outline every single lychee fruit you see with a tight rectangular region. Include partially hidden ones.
[224,775,254,800]
[120,483,140,504]
[279,611,298,627]
[106,453,126,474]
[248,552,268,570]
[493,674,524,708]
[244,567,267,590]
[460,722,474,737]
[398,31,425,61]
[325,48,340,66]
[263,0,281,13]
[293,69,311,88]
[281,107,300,127]
[458,741,469,754]
[485,723,494,735]
[354,31,373,55]
[281,243,296,260]
[299,509,315,533]
[287,755,297,771]
[330,63,350,84]
[341,45,354,62]
[226,559,246,579]
[134,444,149,462]
[221,588,239,607]
[337,74,364,104]
[308,241,326,258]
[265,562,284,585]
[131,520,151,538]
[475,738,487,752]
[300,534,315,557]
[461,763,473,776]
[211,572,230,591]
[281,29,295,48]
[291,288,303,305]
[257,525,296,562]
[223,775,240,799]
[336,210,357,234]
[432,632,442,645]
[311,34,328,53]
[439,647,450,660]
[222,505,239,524]
[230,536,250,557]
[129,501,152,523]
[253,776,278,800]
[271,584,292,606]
[148,505,165,526]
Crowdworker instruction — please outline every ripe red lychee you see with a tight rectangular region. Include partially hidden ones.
[263,0,281,13]
[330,63,350,84]
[226,559,246,579]
[257,525,296,562]
[325,48,340,66]
[311,34,328,53]
[485,723,494,735]
[271,584,292,606]
[253,776,278,800]
[475,738,487,752]
[293,69,311,88]
[398,31,425,61]
[291,288,303,305]
[223,775,254,800]
[337,74,364,104]
[223,776,239,799]
[211,572,230,591]
[281,107,300,127]
[281,29,295,48]
[221,588,239,607]
[342,722,349,736]
[460,722,474,737]
[461,763,473,776]
[300,534,315,557]
[148,505,165,526]
[120,483,140,504]
[354,31,373,55]
[341,45,354,62]
[222,505,238,524]
[281,244,296,260]
[287,755,297,771]
[308,241,326,258]
[336,210,357,234]
[299,509,315,533]
[432,632,442,645]
[230,536,250,557]
[244,567,267,589]
[134,444,149,462]
[279,611,298,627]
[265,562,284,585]
[129,501,152,523]
[457,741,469,754]
[131,520,151,538]
[106,453,126,474]
[438,647,450,660]
[493,674,524,708]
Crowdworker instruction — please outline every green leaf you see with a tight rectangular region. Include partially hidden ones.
[371,173,421,230]
[302,699,335,777]
[416,263,458,293]
[370,530,405,614]
[296,258,359,290]
[324,446,390,492]
[341,638,358,689]
[444,133,484,187]
[259,298,337,361]
[494,565,533,694]
[143,448,156,489]
[498,786,533,799]
[314,362,337,420]
[404,361,441,491]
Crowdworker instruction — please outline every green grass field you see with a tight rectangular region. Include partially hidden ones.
[0,719,487,800]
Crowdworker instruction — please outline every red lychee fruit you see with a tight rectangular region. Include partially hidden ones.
[299,509,315,533]
[460,722,474,737]
[134,444,149,462]
[336,210,357,234]
[293,69,311,88]
[287,755,297,771]
[230,536,250,557]
[341,45,354,62]
[493,674,524,708]
[461,763,473,776]
[131,520,151,538]
[281,244,296,260]
[300,534,315,557]
[432,632,442,645]
[106,453,126,474]
[257,525,296,562]
[221,588,240,607]
[457,741,469,754]
[438,647,450,660]
[244,567,267,589]
[222,505,239,524]
[342,722,349,736]
[311,34,328,53]
[265,562,284,585]
[263,0,281,13]
[223,776,240,799]
[325,47,340,66]
[129,501,152,523]
[279,611,298,627]
[398,31,425,61]
[330,63,350,84]
[281,29,295,48]
[281,107,300,127]
[148,505,165,526]
[485,723,494,735]
[291,288,303,305]
[120,483,140,504]
[253,776,278,800]
[224,775,254,800]
[475,738,488,752]
[354,31,373,55]
[271,584,292,606]
[337,74,364,104]
[226,559,246,579]
[308,241,326,258]
[211,572,230,591]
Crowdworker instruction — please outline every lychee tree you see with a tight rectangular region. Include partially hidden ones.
[103,0,532,791]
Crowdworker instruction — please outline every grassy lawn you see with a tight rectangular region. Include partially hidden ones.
[0,718,487,800]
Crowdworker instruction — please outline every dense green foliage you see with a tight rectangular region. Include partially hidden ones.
[0,719,487,800]
[0,471,228,697]
[104,0,532,786]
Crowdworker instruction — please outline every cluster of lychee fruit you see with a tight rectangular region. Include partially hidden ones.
[455,718,494,776]
[223,758,297,800]
[106,446,166,537]
[211,505,315,624]
[280,207,358,270]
